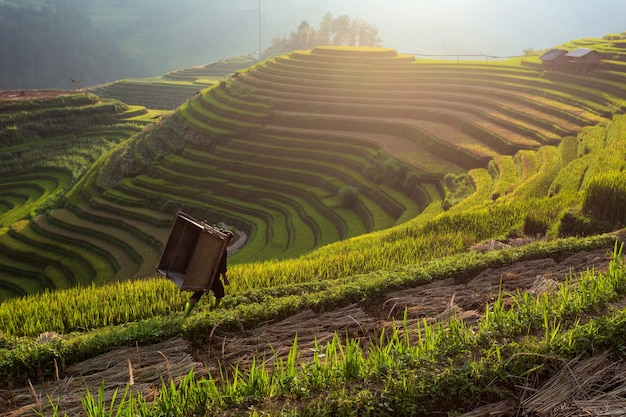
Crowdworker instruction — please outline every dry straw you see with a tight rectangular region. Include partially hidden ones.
[1,338,204,417]
[462,354,626,416]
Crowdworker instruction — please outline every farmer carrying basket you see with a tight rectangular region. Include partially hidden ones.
[156,211,234,316]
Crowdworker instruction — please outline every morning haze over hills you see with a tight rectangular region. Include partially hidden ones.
[80,0,626,65]
[2,0,626,416]
[3,0,626,88]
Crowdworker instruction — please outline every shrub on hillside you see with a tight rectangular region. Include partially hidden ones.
[338,186,359,208]
[361,154,404,185]
[582,174,626,227]
[556,209,613,237]
[442,173,475,210]
[523,212,549,236]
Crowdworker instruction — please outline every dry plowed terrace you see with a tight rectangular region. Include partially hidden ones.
[2,245,622,417]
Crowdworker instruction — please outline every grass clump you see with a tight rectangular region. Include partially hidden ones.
[582,173,626,227]
[441,172,476,210]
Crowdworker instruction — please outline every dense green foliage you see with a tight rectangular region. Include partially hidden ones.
[583,174,626,227]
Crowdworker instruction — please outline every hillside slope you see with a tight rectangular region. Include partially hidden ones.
[3,42,626,302]
[2,37,626,416]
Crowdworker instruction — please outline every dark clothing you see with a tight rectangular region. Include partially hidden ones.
[210,277,225,299]
[190,251,228,301]
[217,251,227,275]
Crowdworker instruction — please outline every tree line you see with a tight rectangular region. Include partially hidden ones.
[264,12,382,57]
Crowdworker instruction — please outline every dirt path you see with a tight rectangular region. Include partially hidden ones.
[1,247,622,416]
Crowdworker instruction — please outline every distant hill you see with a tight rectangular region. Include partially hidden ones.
[0,0,136,90]
[83,0,626,68]
[83,0,262,77]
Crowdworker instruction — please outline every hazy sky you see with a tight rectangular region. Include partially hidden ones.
[257,0,626,55]
[81,0,626,73]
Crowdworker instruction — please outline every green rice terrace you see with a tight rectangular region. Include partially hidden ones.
[91,58,257,110]
[1,35,626,416]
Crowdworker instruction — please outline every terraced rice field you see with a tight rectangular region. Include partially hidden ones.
[3,43,626,301]
[92,60,256,110]
[0,92,173,299]
[104,48,623,265]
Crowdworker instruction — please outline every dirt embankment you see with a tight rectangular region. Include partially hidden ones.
[1,247,624,416]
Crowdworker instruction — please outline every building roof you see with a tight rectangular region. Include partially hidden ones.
[565,48,598,58]
[540,49,567,61]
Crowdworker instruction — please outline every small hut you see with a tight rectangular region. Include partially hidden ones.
[564,48,602,72]
[539,49,568,70]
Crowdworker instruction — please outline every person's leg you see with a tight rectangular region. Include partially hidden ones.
[184,291,203,316]
[210,279,225,309]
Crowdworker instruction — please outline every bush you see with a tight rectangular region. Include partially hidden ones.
[442,173,475,210]
[557,209,613,237]
[338,186,359,208]
[582,174,626,227]
[362,154,405,186]
[523,212,549,236]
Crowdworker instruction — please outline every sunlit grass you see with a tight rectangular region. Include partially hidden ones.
[34,244,626,416]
